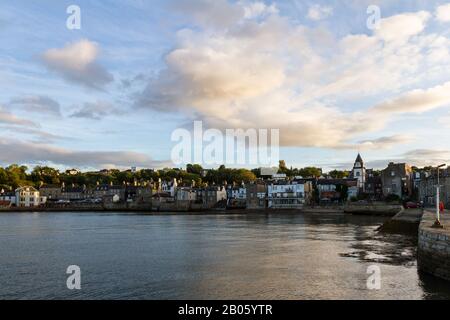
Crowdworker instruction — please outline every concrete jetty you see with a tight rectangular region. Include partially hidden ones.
[378,208,423,234]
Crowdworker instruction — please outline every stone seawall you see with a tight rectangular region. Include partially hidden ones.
[418,210,450,281]
[344,203,403,216]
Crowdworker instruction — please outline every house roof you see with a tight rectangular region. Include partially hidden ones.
[15,186,38,192]
[317,178,357,185]
[355,153,363,164]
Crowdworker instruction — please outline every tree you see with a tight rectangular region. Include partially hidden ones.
[298,167,322,178]
[336,184,349,202]
[186,164,203,175]
[329,170,349,179]
[278,160,288,174]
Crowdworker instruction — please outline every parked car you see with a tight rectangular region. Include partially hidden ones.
[405,202,419,209]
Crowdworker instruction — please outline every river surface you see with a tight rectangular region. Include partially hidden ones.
[1,211,450,300]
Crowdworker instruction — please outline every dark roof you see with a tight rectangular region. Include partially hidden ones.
[355,153,363,164]
[0,191,15,196]
[95,185,125,191]
[63,187,85,193]
[317,178,357,185]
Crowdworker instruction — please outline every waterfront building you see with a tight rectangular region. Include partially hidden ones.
[364,169,383,200]
[93,184,126,201]
[125,185,153,203]
[15,186,47,207]
[380,162,413,199]
[267,178,312,209]
[226,184,247,209]
[350,153,366,192]
[161,179,178,197]
[418,168,450,208]
[317,178,358,203]
[246,180,268,209]
[202,186,227,208]
[39,185,62,201]
[0,190,16,204]
[246,181,267,209]
[60,184,88,201]
[176,187,197,201]
[226,183,247,200]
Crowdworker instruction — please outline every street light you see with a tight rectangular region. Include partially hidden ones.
[432,163,446,228]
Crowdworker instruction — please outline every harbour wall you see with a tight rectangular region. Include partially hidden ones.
[418,210,450,281]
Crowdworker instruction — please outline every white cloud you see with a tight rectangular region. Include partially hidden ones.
[9,95,61,116]
[70,101,123,120]
[136,2,450,150]
[307,4,333,21]
[357,135,413,150]
[0,125,68,144]
[243,1,278,19]
[371,81,450,114]
[0,138,168,168]
[0,106,38,127]
[376,11,430,42]
[41,39,113,90]
[436,3,450,22]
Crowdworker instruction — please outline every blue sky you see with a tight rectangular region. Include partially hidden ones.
[1,0,450,171]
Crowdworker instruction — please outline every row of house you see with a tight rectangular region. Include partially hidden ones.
[0,186,47,208]
[1,154,445,209]
[417,168,450,208]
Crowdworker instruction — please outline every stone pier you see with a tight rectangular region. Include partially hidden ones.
[417,210,450,281]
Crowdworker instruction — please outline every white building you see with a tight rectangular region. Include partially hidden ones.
[176,187,197,201]
[351,153,366,192]
[15,186,47,207]
[267,179,311,209]
[161,178,178,197]
[227,184,247,200]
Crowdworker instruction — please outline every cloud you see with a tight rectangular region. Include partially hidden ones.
[370,81,450,114]
[0,125,69,144]
[439,112,450,128]
[307,4,333,21]
[41,39,113,90]
[171,0,244,29]
[436,3,450,22]
[243,1,278,19]
[0,106,39,127]
[70,101,124,120]
[0,138,168,168]
[357,135,413,150]
[398,149,450,167]
[135,2,450,150]
[376,11,430,42]
[9,95,61,116]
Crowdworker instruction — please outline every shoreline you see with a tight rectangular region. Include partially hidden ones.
[0,207,343,215]
[0,205,402,216]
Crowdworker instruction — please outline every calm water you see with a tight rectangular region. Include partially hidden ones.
[1,211,450,300]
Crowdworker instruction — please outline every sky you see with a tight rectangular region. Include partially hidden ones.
[1,0,450,172]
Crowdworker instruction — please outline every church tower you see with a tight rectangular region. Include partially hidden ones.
[352,153,366,192]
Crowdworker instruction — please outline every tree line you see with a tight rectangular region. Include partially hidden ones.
[0,161,350,190]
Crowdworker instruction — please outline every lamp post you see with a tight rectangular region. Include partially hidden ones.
[433,164,446,228]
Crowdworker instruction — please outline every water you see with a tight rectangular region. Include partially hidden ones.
[0,211,450,300]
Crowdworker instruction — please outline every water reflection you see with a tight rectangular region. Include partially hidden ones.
[0,211,449,300]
